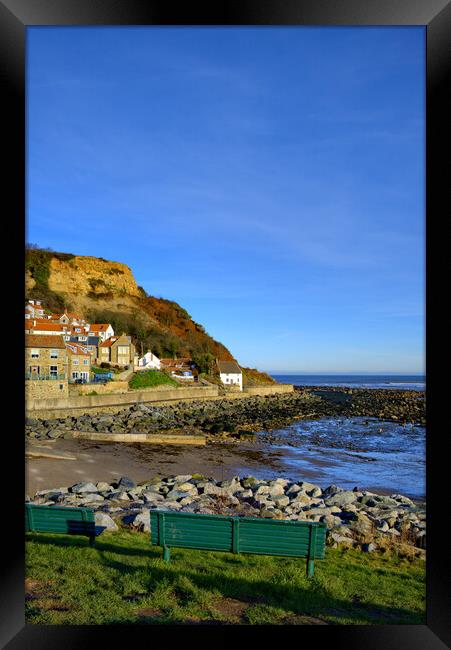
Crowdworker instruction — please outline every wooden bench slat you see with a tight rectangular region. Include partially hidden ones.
[150,510,326,576]
[25,504,98,545]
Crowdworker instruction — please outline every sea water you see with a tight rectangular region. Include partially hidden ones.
[262,417,425,499]
[248,375,426,497]
[272,374,425,391]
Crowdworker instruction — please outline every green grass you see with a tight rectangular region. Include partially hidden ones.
[129,370,178,390]
[91,366,119,375]
[25,530,425,625]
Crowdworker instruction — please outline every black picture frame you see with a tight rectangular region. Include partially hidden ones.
[2,0,449,647]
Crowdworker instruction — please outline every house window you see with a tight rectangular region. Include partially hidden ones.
[72,372,78,379]
[31,349,39,358]
[72,359,79,365]
[59,384,64,390]
[50,350,58,358]
[83,359,89,365]
[117,346,129,355]
[50,366,58,377]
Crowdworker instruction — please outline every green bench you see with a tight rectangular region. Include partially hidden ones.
[151,510,326,577]
[25,504,99,546]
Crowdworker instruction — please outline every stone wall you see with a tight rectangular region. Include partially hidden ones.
[26,384,219,417]
[25,380,68,401]
[69,381,129,396]
[243,384,294,396]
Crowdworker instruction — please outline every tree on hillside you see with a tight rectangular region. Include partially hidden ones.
[192,352,215,375]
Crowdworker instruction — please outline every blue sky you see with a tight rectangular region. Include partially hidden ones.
[27,27,425,374]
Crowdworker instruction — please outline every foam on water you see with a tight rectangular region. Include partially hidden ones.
[263,417,425,498]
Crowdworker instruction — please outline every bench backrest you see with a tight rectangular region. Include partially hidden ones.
[25,504,95,537]
[150,510,326,559]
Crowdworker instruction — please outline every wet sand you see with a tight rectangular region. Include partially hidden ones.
[25,436,397,497]
[26,437,327,495]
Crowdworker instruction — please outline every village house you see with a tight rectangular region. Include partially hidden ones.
[25,334,68,398]
[25,334,68,379]
[217,359,243,391]
[69,334,100,360]
[135,350,161,370]
[25,319,71,337]
[160,358,193,372]
[88,323,114,342]
[160,358,197,380]
[65,341,91,383]
[98,334,135,367]
[57,311,86,326]
[69,325,90,340]
[25,300,46,319]
[85,335,101,363]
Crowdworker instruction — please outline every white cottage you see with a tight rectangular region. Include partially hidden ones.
[217,359,243,391]
[136,351,161,370]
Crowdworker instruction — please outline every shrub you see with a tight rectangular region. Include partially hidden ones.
[129,370,178,390]
[88,278,107,290]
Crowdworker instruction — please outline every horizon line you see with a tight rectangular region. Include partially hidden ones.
[265,371,425,376]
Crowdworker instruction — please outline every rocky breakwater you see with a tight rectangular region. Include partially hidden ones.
[25,392,334,441]
[27,474,426,556]
[301,387,426,426]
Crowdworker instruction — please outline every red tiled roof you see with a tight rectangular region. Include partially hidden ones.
[25,321,68,332]
[99,337,118,348]
[25,334,66,349]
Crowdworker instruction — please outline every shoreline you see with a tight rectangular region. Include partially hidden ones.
[26,433,425,503]
[25,387,426,500]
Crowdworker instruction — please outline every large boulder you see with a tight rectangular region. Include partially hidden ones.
[266,484,285,498]
[130,511,151,533]
[113,476,135,490]
[325,491,358,508]
[70,482,98,494]
[173,482,197,493]
[142,491,165,503]
[348,512,374,539]
[260,507,284,519]
[202,483,230,497]
[165,488,198,501]
[173,474,195,484]
[95,511,119,531]
[271,495,290,508]
[96,482,113,492]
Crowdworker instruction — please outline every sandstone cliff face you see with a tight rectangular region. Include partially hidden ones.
[25,270,36,292]
[48,256,141,299]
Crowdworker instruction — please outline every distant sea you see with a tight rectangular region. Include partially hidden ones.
[271,374,425,392]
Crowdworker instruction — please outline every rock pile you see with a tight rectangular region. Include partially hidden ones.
[27,474,426,554]
[25,389,425,441]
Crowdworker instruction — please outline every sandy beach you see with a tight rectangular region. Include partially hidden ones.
[25,437,286,495]
[25,434,401,498]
